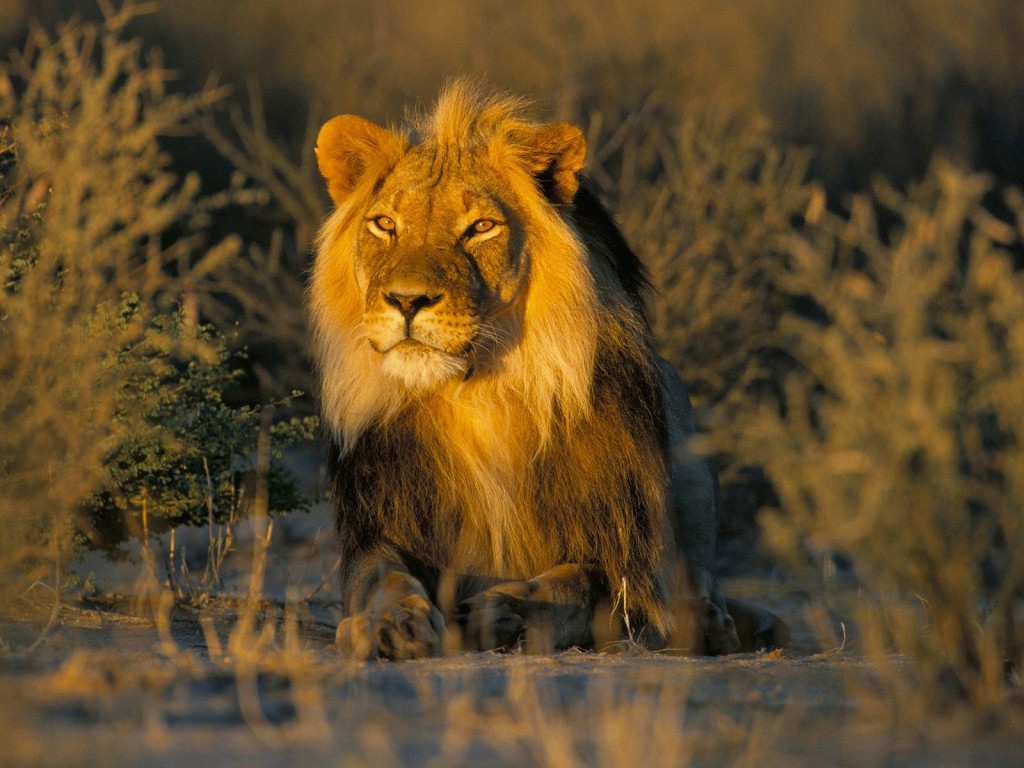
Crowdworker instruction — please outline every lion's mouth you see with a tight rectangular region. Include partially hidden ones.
[376,337,431,354]
[378,338,470,390]
[376,336,470,358]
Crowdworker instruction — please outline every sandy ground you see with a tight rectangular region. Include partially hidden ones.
[2,505,1022,768]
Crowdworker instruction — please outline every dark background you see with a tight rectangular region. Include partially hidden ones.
[5,0,1023,197]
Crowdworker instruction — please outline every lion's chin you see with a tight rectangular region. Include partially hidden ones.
[379,341,469,391]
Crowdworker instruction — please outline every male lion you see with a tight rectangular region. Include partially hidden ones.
[312,81,786,660]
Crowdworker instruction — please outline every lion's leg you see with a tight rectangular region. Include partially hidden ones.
[337,553,445,660]
[459,564,605,653]
[656,356,746,655]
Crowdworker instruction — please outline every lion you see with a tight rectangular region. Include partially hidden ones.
[311,81,787,660]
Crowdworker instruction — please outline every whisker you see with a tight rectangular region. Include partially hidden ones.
[473,324,517,358]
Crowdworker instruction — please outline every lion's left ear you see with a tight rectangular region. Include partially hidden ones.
[520,123,587,205]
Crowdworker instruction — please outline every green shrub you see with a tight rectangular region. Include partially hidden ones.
[85,297,317,554]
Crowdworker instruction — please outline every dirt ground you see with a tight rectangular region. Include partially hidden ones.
[2,506,1022,768]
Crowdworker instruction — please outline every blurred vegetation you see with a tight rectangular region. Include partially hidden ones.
[0,4,315,606]
[1,0,1022,710]
[595,104,818,547]
[719,162,1024,706]
[7,0,1023,195]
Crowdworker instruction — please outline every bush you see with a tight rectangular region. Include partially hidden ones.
[612,104,815,409]
[85,298,316,554]
[726,159,1024,704]
[0,5,313,605]
[598,98,1024,703]
[591,101,815,544]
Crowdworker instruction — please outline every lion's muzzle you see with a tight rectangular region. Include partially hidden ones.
[378,254,450,320]
[365,253,480,389]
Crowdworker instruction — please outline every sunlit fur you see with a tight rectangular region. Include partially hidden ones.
[312,81,671,633]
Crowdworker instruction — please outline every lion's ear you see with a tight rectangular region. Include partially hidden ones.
[316,115,407,206]
[520,123,587,205]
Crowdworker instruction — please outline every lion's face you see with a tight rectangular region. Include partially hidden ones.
[353,148,527,390]
[314,104,587,394]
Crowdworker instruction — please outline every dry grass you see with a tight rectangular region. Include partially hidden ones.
[3,581,1014,768]
[718,160,1024,707]
[0,2,231,607]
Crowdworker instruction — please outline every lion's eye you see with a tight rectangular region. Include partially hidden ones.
[467,219,497,237]
[370,215,396,234]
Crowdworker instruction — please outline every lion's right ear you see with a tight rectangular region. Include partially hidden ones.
[316,115,407,206]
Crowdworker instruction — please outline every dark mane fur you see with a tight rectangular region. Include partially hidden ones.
[572,181,652,313]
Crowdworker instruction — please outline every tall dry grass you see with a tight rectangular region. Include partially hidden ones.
[586,86,1024,705]
[604,102,815,411]
[0,4,310,613]
[714,161,1024,706]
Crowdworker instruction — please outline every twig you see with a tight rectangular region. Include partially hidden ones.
[22,537,62,655]
[303,555,341,602]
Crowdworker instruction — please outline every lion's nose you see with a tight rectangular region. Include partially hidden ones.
[384,289,444,321]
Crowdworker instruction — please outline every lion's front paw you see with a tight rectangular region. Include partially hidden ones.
[337,593,445,660]
[699,596,741,655]
[725,597,790,652]
[459,581,532,652]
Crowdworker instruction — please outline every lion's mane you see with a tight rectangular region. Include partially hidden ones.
[311,82,672,632]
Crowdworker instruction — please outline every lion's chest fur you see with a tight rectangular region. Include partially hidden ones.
[333,337,671,596]
[338,389,564,579]
[429,395,551,575]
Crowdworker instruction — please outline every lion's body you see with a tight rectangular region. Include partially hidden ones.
[311,82,785,658]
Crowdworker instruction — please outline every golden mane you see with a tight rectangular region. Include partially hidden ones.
[312,81,604,457]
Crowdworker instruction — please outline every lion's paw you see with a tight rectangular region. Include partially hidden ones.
[337,593,445,660]
[699,596,741,655]
[458,581,532,652]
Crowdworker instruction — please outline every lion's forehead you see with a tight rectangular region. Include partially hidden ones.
[375,145,506,228]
